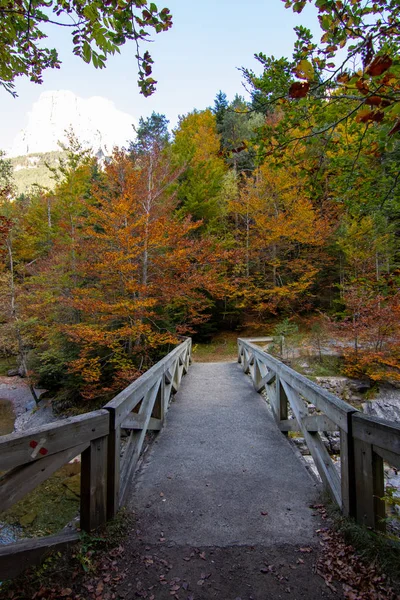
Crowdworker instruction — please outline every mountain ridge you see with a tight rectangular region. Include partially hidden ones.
[8,90,136,158]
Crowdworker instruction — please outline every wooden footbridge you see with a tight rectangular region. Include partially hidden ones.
[1,338,400,579]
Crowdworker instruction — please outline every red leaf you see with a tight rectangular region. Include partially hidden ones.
[289,81,310,98]
[366,54,393,77]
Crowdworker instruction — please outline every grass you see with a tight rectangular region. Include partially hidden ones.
[291,354,344,378]
[2,462,81,537]
[1,508,134,594]
[0,356,17,376]
[192,332,240,362]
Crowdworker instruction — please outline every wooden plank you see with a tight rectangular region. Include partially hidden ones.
[265,370,276,385]
[280,380,307,420]
[182,348,189,374]
[80,435,108,532]
[171,359,180,393]
[174,361,184,391]
[0,531,79,581]
[238,339,355,431]
[279,415,337,433]
[0,410,109,472]
[163,378,173,413]
[281,379,341,505]
[265,381,277,413]
[119,381,160,504]
[151,378,164,423]
[254,372,273,393]
[0,442,88,514]
[373,445,400,470]
[105,406,120,519]
[243,348,250,374]
[340,422,356,518]
[105,339,191,426]
[307,431,342,506]
[354,438,386,532]
[237,341,243,364]
[352,413,400,455]
[121,415,162,431]
[243,337,274,343]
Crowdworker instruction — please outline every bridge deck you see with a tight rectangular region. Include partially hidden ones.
[130,361,320,547]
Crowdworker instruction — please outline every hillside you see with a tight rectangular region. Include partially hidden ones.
[11,152,65,194]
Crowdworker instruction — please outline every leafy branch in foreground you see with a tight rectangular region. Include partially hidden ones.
[0,0,172,97]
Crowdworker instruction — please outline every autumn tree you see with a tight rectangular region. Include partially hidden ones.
[229,158,332,320]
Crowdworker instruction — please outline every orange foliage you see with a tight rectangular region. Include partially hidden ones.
[229,159,332,317]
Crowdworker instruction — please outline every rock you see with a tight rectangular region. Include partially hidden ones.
[347,379,371,394]
[325,433,341,454]
[7,368,19,377]
[292,437,310,455]
[9,90,136,157]
[62,473,81,497]
[363,398,400,423]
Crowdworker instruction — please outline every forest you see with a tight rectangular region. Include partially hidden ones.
[0,0,399,408]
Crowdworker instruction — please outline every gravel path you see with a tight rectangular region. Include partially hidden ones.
[112,362,343,599]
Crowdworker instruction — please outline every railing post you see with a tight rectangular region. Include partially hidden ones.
[339,411,357,519]
[353,436,386,531]
[105,406,120,520]
[80,434,108,531]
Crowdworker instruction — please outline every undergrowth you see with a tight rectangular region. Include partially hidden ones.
[324,496,400,588]
[1,509,134,598]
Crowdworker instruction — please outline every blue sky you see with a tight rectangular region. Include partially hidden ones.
[0,0,320,149]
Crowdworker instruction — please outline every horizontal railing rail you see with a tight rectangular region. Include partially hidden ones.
[238,338,400,531]
[0,338,191,577]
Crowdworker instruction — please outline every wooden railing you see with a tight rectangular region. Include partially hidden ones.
[238,338,400,532]
[0,338,191,576]
[104,337,191,515]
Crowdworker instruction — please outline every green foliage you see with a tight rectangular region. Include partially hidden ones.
[0,0,173,97]
[213,90,229,126]
[217,95,264,174]
[11,151,65,195]
[130,112,170,155]
[270,318,300,359]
